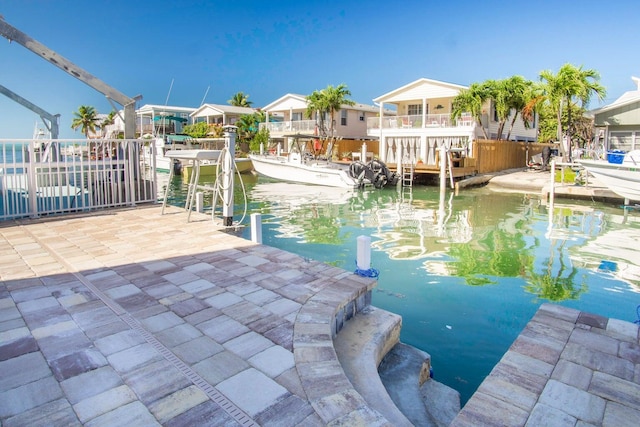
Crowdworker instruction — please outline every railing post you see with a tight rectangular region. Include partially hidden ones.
[548,159,555,227]
[27,143,38,218]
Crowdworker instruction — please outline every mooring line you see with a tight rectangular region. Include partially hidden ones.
[20,223,259,427]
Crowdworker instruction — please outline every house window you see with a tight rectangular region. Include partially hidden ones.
[609,132,633,151]
[292,112,303,121]
[341,110,347,126]
[407,104,422,115]
[359,112,365,121]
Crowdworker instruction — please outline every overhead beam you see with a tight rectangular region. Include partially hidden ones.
[0,84,60,138]
[0,17,140,138]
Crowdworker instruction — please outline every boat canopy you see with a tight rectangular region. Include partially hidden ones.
[154,115,187,122]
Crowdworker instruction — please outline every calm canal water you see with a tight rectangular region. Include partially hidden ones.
[161,172,640,405]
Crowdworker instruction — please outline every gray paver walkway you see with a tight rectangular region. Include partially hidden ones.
[450,303,640,427]
[2,204,640,426]
[0,206,381,426]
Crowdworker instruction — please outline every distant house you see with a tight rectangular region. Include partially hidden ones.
[590,76,640,152]
[136,104,196,136]
[191,104,256,126]
[369,78,537,166]
[259,93,388,143]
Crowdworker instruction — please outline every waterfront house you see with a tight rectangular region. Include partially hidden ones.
[369,78,538,168]
[137,104,196,137]
[259,93,388,155]
[590,76,640,152]
[191,103,256,127]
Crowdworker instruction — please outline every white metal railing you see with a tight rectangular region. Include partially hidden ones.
[1,139,157,220]
[367,113,474,131]
[259,120,319,135]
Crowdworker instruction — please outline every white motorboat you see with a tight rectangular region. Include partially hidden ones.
[579,150,640,202]
[248,150,400,189]
[249,152,364,188]
[143,135,198,173]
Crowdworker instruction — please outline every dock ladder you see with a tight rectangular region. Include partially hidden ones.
[401,162,414,187]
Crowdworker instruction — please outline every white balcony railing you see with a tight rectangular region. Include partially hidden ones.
[259,120,320,135]
[367,113,474,131]
[1,139,157,220]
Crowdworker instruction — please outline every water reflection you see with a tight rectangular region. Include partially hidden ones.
[243,180,640,296]
[549,204,640,293]
[164,174,640,404]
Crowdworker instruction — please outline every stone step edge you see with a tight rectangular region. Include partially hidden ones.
[334,305,414,426]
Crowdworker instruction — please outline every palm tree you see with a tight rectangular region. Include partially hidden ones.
[228,92,253,107]
[539,64,606,160]
[501,76,535,141]
[451,82,490,139]
[236,111,267,145]
[323,84,355,139]
[100,110,117,137]
[305,89,329,136]
[71,105,99,137]
[305,84,354,157]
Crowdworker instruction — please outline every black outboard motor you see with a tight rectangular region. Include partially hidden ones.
[368,159,399,188]
[541,146,551,170]
[348,159,399,189]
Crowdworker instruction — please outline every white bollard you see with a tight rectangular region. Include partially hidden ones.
[251,213,262,244]
[196,192,204,213]
[356,235,371,271]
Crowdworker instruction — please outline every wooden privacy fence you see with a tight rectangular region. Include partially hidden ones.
[473,140,558,174]
[331,139,380,158]
[278,136,556,175]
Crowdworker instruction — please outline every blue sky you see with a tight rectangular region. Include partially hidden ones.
[1,0,639,139]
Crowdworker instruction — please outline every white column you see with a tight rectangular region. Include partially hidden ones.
[421,135,427,163]
[439,144,447,192]
[422,98,427,127]
[379,102,386,162]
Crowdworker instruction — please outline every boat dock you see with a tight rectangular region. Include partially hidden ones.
[1,205,639,426]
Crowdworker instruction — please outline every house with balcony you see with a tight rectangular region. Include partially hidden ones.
[259,93,390,156]
[99,104,195,138]
[191,103,256,126]
[590,76,640,153]
[136,104,196,137]
[369,78,537,170]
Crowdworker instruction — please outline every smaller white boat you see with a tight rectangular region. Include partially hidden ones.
[142,134,198,173]
[181,157,253,182]
[579,150,640,202]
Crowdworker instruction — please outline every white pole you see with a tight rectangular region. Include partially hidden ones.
[251,213,262,243]
[222,125,237,226]
[548,160,555,231]
[361,142,367,162]
[439,143,446,193]
[356,235,371,271]
[196,192,204,213]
